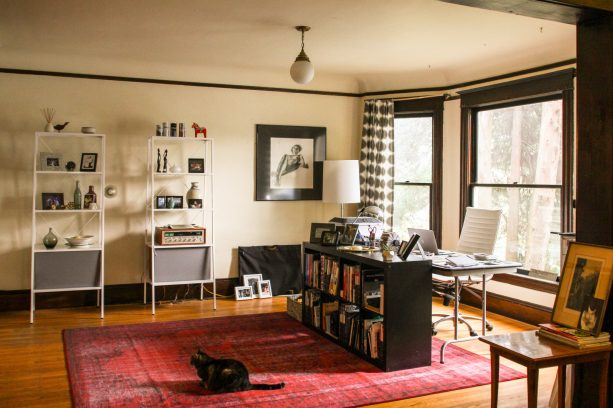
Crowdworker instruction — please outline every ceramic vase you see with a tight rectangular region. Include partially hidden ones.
[382,250,394,261]
[186,182,203,208]
[45,122,54,132]
[43,228,58,249]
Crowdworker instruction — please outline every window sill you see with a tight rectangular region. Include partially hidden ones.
[492,272,558,294]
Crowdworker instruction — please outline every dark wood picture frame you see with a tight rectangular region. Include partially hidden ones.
[41,192,64,210]
[552,242,613,335]
[80,153,98,172]
[255,124,326,201]
[321,230,339,246]
[339,224,359,246]
[309,222,336,244]
[188,158,204,173]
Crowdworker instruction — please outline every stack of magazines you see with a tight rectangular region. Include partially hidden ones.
[537,323,611,348]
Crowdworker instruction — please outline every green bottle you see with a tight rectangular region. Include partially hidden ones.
[74,180,82,209]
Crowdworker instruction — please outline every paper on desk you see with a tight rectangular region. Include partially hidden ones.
[446,255,479,267]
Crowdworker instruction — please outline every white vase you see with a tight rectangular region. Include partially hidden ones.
[45,122,54,132]
[186,182,203,208]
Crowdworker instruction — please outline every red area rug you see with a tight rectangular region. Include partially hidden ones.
[63,312,524,407]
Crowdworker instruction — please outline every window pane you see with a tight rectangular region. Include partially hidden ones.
[476,100,563,185]
[473,186,561,275]
[394,117,432,183]
[393,185,430,237]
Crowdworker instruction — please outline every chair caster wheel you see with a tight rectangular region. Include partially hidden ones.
[486,323,493,331]
[470,331,478,337]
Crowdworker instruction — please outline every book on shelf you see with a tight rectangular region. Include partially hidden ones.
[341,264,361,303]
[363,317,384,359]
[537,329,611,348]
[339,303,360,346]
[322,300,339,339]
[538,323,610,343]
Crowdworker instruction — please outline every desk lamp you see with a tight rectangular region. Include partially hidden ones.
[322,160,360,217]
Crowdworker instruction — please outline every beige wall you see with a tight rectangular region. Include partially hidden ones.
[0,73,360,290]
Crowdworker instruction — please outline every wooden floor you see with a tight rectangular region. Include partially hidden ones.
[0,297,556,407]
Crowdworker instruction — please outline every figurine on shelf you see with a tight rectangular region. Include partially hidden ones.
[41,108,55,132]
[163,149,168,173]
[192,122,207,138]
[156,148,161,173]
[54,122,69,132]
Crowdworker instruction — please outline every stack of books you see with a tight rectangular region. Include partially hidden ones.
[537,323,611,348]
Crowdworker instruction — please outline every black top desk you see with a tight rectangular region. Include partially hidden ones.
[432,259,521,363]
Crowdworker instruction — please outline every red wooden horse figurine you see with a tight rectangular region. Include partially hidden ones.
[192,122,207,138]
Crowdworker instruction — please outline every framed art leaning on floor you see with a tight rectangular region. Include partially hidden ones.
[552,242,613,335]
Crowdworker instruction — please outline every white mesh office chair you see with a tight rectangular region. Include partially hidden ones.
[432,207,502,336]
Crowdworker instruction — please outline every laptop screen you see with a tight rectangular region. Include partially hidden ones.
[407,228,439,255]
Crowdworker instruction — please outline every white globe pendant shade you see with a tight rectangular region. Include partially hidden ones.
[290,59,315,84]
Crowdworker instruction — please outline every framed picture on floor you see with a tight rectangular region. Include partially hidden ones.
[235,286,254,301]
[258,280,272,298]
[243,274,263,298]
[552,242,613,335]
[255,124,326,201]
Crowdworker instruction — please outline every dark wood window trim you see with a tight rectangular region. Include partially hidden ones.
[459,70,575,291]
[394,97,444,242]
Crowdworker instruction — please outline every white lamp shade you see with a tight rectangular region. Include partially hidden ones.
[290,60,315,84]
[322,160,360,204]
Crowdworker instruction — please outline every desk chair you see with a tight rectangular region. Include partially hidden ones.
[432,207,502,336]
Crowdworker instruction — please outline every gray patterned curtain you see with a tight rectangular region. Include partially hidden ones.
[359,99,394,229]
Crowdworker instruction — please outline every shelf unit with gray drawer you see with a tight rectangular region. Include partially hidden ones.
[30,131,105,323]
[144,136,215,314]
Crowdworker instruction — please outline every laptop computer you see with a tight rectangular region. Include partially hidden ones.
[406,228,440,255]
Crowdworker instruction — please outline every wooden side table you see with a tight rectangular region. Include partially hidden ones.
[480,330,612,408]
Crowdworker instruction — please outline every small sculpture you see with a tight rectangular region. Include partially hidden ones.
[41,108,56,132]
[163,149,168,173]
[65,161,76,171]
[156,148,161,173]
[192,122,207,138]
[54,122,69,132]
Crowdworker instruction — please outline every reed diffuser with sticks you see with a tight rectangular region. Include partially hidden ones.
[41,108,55,132]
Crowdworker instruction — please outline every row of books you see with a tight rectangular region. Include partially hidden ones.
[537,323,611,348]
[304,254,340,296]
[363,317,384,360]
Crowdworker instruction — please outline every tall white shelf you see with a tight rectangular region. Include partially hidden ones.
[30,132,105,323]
[144,136,216,314]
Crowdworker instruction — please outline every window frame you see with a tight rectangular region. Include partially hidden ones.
[393,97,444,242]
[459,69,575,282]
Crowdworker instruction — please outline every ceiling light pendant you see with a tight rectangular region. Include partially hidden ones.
[290,26,314,84]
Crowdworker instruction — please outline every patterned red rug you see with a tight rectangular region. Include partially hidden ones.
[63,312,524,407]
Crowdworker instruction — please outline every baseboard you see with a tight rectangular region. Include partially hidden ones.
[0,278,238,312]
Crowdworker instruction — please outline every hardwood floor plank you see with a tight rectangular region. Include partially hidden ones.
[0,297,555,407]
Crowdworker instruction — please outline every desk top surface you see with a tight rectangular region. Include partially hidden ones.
[480,330,613,363]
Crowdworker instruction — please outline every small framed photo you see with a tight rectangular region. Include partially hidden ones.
[42,192,64,210]
[339,224,359,246]
[187,199,202,209]
[40,152,63,171]
[321,230,339,246]
[80,153,98,172]
[552,242,613,335]
[155,196,166,209]
[235,285,254,301]
[258,280,272,298]
[309,223,336,244]
[243,274,263,298]
[188,158,205,173]
[166,196,183,209]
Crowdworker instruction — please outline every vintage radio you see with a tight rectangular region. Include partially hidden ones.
[155,226,206,246]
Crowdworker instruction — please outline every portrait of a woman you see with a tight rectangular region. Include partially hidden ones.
[270,138,313,189]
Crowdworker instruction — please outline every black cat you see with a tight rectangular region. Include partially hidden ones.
[190,349,285,393]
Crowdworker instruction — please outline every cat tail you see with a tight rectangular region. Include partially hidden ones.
[250,382,285,390]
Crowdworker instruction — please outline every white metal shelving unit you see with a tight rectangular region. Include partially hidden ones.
[30,132,105,323]
[144,136,216,314]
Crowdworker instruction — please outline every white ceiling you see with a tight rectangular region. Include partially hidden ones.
[0,0,576,94]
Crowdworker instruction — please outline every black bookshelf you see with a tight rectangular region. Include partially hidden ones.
[302,243,432,371]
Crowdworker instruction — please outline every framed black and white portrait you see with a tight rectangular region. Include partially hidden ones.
[80,153,98,172]
[255,124,326,201]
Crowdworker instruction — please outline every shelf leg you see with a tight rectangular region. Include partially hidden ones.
[143,282,147,304]
[152,285,156,315]
[30,292,34,324]
[200,283,203,300]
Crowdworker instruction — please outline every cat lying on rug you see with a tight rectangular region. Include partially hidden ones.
[190,349,285,393]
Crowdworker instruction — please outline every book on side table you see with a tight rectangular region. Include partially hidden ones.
[537,323,611,348]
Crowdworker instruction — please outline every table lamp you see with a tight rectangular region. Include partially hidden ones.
[322,160,360,217]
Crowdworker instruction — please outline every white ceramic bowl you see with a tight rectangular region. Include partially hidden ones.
[81,126,96,134]
[65,235,95,246]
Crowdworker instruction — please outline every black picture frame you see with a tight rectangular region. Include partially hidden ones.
[42,192,64,210]
[155,196,166,209]
[188,158,205,173]
[339,224,359,246]
[255,124,326,201]
[166,196,183,209]
[309,222,336,244]
[321,230,339,246]
[397,241,411,260]
[80,153,98,172]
